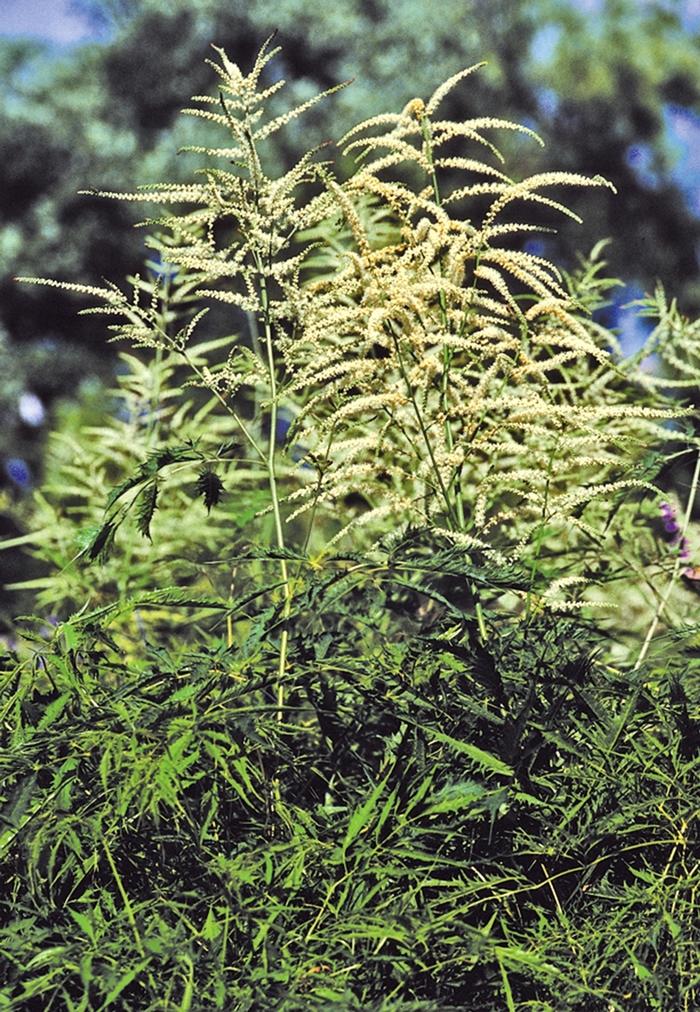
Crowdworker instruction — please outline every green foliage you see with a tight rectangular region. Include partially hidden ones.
[2,574,699,1008]
[3,39,700,1010]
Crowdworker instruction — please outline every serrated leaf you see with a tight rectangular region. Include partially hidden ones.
[166,683,200,705]
[201,907,222,942]
[104,444,201,511]
[84,521,117,563]
[196,469,225,513]
[68,909,95,943]
[423,780,487,816]
[24,945,69,970]
[663,911,682,940]
[99,958,151,1008]
[75,525,100,551]
[69,587,228,629]
[0,774,37,831]
[140,444,200,477]
[341,770,391,857]
[428,727,514,777]
[135,481,159,540]
[37,693,71,729]
[105,474,143,512]
[61,622,79,652]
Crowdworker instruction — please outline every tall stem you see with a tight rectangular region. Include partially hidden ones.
[235,110,293,713]
[255,258,292,717]
[389,323,457,529]
[420,113,465,530]
[300,424,336,559]
[420,112,485,640]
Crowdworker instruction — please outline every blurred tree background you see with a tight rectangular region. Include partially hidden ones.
[0,0,699,601]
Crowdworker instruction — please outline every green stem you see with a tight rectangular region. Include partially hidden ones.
[389,323,457,529]
[119,294,265,461]
[524,439,559,620]
[300,423,336,560]
[147,270,173,447]
[420,112,485,639]
[419,113,465,530]
[255,258,292,717]
[102,836,146,958]
[236,111,294,716]
[180,344,265,462]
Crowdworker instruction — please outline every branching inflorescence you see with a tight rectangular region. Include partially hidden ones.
[18,37,695,623]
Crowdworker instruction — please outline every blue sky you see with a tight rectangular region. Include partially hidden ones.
[0,0,99,45]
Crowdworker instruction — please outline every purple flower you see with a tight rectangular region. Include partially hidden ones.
[661,500,696,569]
[4,457,31,489]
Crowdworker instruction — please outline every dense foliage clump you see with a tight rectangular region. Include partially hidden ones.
[2,39,700,1010]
